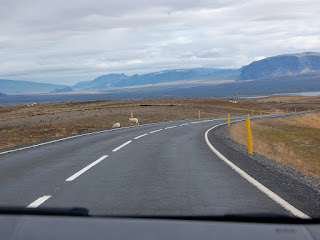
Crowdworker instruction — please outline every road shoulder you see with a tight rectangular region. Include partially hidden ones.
[207,124,320,218]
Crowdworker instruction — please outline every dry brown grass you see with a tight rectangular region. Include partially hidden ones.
[229,112,320,177]
[251,95,320,112]
[0,96,319,150]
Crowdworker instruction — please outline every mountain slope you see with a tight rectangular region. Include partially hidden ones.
[73,68,240,90]
[50,87,74,93]
[0,79,68,94]
[240,52,320,80]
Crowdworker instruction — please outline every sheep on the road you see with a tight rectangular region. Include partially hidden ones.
[112,122,121,128]
[129,118,139,126]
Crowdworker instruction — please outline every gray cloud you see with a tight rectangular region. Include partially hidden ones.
[0,0,319,85]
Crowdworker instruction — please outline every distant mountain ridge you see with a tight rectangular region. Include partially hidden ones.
[1,52,320,95]
[0,79,67,94]
[240,52,320,80]
[73,68,240,91]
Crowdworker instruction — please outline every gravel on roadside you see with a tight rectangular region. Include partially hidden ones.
[215,125,320,194]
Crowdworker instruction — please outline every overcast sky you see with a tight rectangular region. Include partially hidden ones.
[0,0,319,85]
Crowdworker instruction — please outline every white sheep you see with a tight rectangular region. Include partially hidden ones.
[27,103,36,107]
[112,122,121,128]
[129,118,139,126]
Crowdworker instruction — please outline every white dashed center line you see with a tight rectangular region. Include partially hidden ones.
[66,155,109,182]
[199,119,215,123]
[112,141,132,152]
[134,133,148,140]
[165,126,177,129]
[149,129,163,134]
[27,195,52,208]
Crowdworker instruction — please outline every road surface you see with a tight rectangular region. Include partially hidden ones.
[0,113,319,217]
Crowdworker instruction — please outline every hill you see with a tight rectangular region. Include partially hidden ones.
[73,68,240,90]
[240,52,320,80]
[50,87,73,93]
[0,79,67,94]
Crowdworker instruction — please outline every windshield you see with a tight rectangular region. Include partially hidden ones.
[0,0,319,219]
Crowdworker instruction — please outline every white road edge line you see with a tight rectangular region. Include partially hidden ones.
[134,133,148,140]
[205,121,311,219]
[66,155,109,182]
[149,129,163,134]
[27,195,52,208]
[179,123,189,126]
[112,141,132,152]
[0,126,135,156]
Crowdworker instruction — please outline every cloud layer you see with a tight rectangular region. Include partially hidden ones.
[0,0,319,84]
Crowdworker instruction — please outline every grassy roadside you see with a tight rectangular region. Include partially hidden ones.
[0,98,254,149]
[229,112,320,177]
[0,96,319,150]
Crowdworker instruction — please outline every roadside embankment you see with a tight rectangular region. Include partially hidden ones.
[229,112,320,177]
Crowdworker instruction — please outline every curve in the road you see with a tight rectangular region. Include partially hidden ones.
[19,119,223,209]
[0,111,316,215]
[205,120,310,219]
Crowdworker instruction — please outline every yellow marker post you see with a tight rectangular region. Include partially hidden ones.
[260,111,262,119]
[131,112,133,118]
[308,108,310,111]
[252,109,254,116]
[199,110,201,119]
[286,108,288,113]
[245,116,253,154]
[228,114,230,127]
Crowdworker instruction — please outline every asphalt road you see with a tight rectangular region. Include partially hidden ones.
[0,113,319,218]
